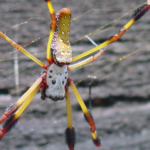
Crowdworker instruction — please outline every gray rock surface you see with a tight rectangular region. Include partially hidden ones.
[0,0,150,150]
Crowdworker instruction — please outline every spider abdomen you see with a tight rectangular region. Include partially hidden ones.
[51,8,72,65]
[46,64,68,101]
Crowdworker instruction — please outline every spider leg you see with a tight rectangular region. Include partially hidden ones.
[65,86,76,150]
[40,71,47,100]
[45,0,56,64]
[68,49,104,70]
[0,31,48,69]
[68,78,101,147]
[0,74,45,139]
[68,36,104,70]
[72,1,150,62]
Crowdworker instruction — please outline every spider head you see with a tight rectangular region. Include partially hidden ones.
[51,8,72,66]
[45,64,68,101]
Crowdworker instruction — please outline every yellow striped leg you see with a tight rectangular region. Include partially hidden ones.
[0,76,43,140]
[0,31,48,69]
[45,0,56,64]
[72,1,150,62]
[68,50,104,70]
[68,79,101,147]
[65,88,76,150]
[0,76,43,124]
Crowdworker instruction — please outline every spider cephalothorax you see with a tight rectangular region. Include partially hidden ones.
[45,64,68,101]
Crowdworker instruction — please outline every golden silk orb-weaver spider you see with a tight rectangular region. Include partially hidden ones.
[0,0,150,150]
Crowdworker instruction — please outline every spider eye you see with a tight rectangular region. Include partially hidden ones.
[52,80,56,84]
[62,81,64,85]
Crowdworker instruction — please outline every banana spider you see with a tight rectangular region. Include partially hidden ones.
[0,0,150,150]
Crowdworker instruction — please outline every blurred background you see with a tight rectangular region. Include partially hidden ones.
[0,0,150,150]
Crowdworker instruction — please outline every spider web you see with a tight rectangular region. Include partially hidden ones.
[0,0,150,150]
